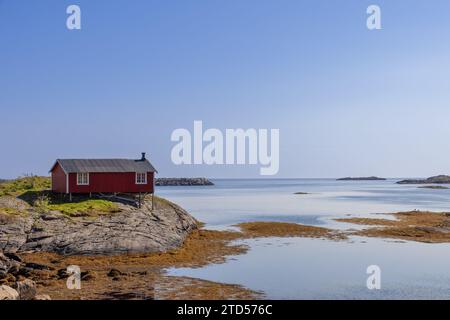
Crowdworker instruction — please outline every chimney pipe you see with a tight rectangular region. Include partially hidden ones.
[141,152,146,160]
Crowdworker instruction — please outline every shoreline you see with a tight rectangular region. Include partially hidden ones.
[336,211,450,243]
[5,211,450,299]
[12,221,344,300]
[2,177,450,299]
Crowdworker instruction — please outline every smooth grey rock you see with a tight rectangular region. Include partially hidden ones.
[0,198,197,256]
[0,285,19,300]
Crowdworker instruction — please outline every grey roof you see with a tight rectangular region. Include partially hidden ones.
[52,159,157,173]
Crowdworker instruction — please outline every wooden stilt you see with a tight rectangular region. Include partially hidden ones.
[151,193,154,211]
[69,193,72,202]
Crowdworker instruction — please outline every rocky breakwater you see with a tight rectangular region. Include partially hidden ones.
[0,196,198,256]
[155,178,214,186]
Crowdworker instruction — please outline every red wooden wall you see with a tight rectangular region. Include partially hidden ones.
[68,172,154,194]
[51,162,67,193]
[51,164,154,194]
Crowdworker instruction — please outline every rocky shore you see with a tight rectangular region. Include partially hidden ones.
[0,220,345,300]
[155,178,214,186]
[397,175,450,184]
[0,252,50,300]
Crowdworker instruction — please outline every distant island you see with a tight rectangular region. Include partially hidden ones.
[337,176,386,181]
[397,175,450,184]
[155,178,214,186]
[418,185,449,190]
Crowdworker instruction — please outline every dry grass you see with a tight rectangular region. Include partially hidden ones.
[236,221,346,240]
[336,211,450,243]
[0,176,50,197]
[336,217,399,226]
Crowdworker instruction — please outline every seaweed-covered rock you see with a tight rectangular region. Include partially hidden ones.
[12,279,37,300]
[0,252,20,277]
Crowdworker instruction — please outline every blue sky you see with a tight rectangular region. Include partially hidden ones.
[1,0,450,178]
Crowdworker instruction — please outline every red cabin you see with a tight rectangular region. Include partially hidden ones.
[50,153,157,196]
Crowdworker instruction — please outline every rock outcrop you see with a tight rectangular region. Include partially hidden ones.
[397,175,450,184]
[12,279,37,300]
[0,197,197,255]
[155,178,214,186]
[0,253,45,300]
[0,285,19,300]
[337,176,386,181]
[0,252,21,277]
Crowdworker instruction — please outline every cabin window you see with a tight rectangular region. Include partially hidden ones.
[136,172,147,184]
[77,172,89,185]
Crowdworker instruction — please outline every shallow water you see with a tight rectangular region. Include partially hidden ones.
[157,179,450,299]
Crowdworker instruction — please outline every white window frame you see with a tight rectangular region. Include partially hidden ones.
[136,172,147,185]
[77,172,89,185]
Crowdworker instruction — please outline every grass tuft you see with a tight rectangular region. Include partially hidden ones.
[0,176,119,217]
[46,199,120,216]
[0,175,51,197]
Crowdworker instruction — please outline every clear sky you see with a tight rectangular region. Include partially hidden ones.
[1,0,450,179]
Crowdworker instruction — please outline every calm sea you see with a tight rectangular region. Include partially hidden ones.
[157,179,450,299]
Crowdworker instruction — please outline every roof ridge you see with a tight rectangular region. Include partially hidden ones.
[52,158,157,173]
